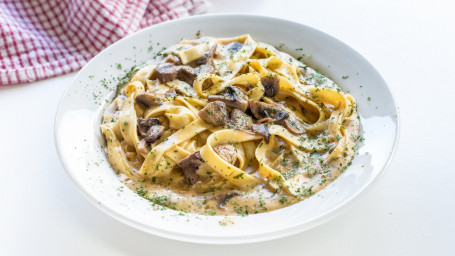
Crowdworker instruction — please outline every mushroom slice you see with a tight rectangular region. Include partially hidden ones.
[250,123,270,143]
[177,151,204,185]
[156,63,179,83]
[249,100,289,123]
[158,64,215,86]
[144,125,165,143]
[197,44,218,65]
[213,144,238,165]
[137,118,161,136]
[164,54,182,65]
[228,109,270,142]
[164,88,177,98]
[283,114,305,134]
[208,86,249,112]
[217,191,240,209]
[229,108,253,130]
[261,75,280,97]
[135,92,163,108]
[198,101,229,126]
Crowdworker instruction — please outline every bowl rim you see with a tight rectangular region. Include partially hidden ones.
[54,13,400,244]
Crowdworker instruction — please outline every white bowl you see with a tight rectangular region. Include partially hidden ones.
[55,14,399,244]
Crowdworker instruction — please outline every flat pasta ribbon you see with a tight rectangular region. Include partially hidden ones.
[200,129,262,189]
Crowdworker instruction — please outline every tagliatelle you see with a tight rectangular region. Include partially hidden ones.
[100,35,361,216]
[200,129,262,189]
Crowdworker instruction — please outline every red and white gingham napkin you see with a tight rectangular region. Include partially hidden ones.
[0,0,210,85]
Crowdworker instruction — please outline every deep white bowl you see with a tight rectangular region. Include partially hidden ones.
[55,14,399,244]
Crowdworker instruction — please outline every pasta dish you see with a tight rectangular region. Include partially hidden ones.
[100,35,360,216]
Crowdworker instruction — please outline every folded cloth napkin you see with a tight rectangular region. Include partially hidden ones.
[0,0,210,85]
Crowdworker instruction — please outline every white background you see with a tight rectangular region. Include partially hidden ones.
[1,0,454,255]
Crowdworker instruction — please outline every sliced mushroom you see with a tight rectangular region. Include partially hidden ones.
[198,101,229,126]
[261,75,280,97]
[250,123,270,143]
[164,54,181,65]
[229,108,253,129]
[135,92,163,108]
[283,114,305,134]
[156,63,179,83]
[158,45,218,86]
[177,151,204,185]
[177,65,198,85]
[156,63,215,86]
[197,44,217,65]
[137,118,161,136]
[228,109,270,142]
[207,86,249,112]
[145,125,165,143]
[178,65,216,86]
[217,191,240,209]
[164,88,177,98]
[213,144,237,165]
[249,100,289,123]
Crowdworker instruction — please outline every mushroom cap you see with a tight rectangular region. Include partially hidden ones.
[261,75,280,97]
[137,118,161,136]
[283,114,306,134]
[249,100,289,123]
[217,191,240,209]
[250,123,270,143]
[144,125,165,143]
[164,54,182,65]
[207,86,249,112]
[177,151,204,185]
[135,93,163,108]
[197,44,218,65]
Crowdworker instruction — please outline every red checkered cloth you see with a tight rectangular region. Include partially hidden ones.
[0,0,210,85]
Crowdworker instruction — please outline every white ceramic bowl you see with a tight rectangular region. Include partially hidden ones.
[55,14,399,244]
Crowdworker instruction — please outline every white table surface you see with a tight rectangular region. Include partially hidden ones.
[1,0,454,255]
